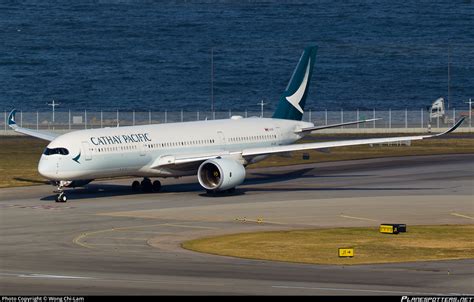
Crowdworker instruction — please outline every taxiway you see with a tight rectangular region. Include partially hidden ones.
[0,154,473,295]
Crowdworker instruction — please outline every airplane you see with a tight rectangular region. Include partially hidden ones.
[8,46,464,202]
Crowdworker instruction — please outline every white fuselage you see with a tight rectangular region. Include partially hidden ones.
[38,117,313,181]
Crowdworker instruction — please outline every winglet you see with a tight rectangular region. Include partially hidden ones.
[435,117,465,136]
[8,109,17,128]
[6,108,58,141]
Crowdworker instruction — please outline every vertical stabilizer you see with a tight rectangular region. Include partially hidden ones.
[272,46,317,121]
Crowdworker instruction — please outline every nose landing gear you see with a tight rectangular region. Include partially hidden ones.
[54,181,68,203]
[56,192,67,203]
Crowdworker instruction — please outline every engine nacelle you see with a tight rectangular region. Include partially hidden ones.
[198,158,246,191]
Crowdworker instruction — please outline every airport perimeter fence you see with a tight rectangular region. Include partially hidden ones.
[1,108,472,134]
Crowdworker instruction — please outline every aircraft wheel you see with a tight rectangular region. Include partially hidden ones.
[132,180,140,192]
[56,193,67,203]
[152,180,162,192]
[141,178,153,193]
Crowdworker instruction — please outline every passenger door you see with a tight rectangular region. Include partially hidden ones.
[217,131,226,151]
[82,141,92,161]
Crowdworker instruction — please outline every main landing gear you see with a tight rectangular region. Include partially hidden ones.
[132,178,162,193]
[51,178,162,202]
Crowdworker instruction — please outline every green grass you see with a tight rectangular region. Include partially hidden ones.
[0,134,473,188]
[182,225,474,265]
[0,137,48,187]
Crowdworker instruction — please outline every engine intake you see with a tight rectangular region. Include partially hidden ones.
[198,158,246,191]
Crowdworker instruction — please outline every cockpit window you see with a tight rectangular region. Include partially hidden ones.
[43,147,69,156]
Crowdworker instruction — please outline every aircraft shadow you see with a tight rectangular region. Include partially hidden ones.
[37,168,322,200]
[245,170,373,186]
[40,184,437,201]
[240,187,436,193]
[38,166,436,201]
[37,167,372,199]
[39,182,202,201]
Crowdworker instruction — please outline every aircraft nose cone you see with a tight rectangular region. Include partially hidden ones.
[38,158,57,180]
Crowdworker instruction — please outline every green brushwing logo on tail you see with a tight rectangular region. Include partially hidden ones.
[8,109,17,127]
[272,46,318,121]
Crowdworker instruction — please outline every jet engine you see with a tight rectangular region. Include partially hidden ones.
[197,158,246,191]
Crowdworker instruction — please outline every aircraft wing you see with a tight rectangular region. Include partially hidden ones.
[295,118,380,133]
[242,118,465,158]
[8,109,59,142]
[153,118,464,169]
[150,151,231,169]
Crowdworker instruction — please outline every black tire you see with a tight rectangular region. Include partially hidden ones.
[132,180,140,192]
[141,179,153,193]
[152,180,161,192]
[56,193,67,203]
[60,194,67,203]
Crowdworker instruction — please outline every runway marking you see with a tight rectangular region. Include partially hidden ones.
[451,213,474,220]
[162,223,217,230]
[73,224,166,249]
[119,231,175,235]
[0,204,75,210]
[233,217,287,225]
[86,243,147,247]
[73,223,216,249]
[73,229,117,249]
[18,274,94,280]
[339,215,378,222]
[271,285,451,296]
[103,237,150,241]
